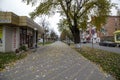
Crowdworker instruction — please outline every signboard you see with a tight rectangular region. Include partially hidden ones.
[0,27,3,46]
[0,19,11,23]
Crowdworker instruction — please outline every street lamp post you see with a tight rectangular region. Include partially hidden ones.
[43,33,45,46]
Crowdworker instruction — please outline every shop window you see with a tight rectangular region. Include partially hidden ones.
[20,28,27,46]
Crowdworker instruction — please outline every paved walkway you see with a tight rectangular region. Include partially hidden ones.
[0,41,114,80]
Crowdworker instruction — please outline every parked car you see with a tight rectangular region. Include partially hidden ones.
[38,39,43,42]
[99,41,117,47]
[81,39,87,43]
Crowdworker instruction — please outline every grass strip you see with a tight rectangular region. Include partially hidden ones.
[0,52,27,71]
[38,41,53,45]
[74,46,120,80]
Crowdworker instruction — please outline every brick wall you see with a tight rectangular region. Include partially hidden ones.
[99,16,120,39]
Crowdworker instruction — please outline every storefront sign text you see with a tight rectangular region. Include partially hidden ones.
[0,19,11,23]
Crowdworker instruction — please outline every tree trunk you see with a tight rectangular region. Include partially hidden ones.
[71,26,80,44]
[43,33,45,45]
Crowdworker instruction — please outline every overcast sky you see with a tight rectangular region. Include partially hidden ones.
[0,0,61,35]
[0,0,120,35]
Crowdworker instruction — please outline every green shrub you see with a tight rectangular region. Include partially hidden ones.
[19,45,27,51]
[0,52,27,71]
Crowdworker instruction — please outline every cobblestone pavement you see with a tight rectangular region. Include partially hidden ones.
[0,41,114,80]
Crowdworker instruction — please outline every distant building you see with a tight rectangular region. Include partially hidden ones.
[81,16,120,43]
[98,16,120,41]
[82,26,100,43]
[0,12,44,52]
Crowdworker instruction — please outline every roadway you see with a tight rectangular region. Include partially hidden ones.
[82,43,120,54]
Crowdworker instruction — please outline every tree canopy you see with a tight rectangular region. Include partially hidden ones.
[22,0,113,43]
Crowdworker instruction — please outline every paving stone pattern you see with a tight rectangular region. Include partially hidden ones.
[0,41,114,80]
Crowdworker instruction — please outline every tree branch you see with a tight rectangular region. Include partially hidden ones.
[59,0,72,27]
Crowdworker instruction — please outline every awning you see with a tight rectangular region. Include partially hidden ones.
[114,30,120,34]
[0,12,44,34]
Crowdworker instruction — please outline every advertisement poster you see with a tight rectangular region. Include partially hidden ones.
[0,27,3,46]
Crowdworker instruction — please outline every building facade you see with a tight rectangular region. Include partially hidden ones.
[98,16,120,41]
[0,12,44,52]
[81,16,120,43]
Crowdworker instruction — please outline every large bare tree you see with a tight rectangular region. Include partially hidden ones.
[39,16,49,45]
[22,0,113,44]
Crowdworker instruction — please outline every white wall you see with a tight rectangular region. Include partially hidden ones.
[4,26,20,52]
[5,26,13,52]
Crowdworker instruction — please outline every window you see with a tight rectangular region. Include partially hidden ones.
[116,33,120,41]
